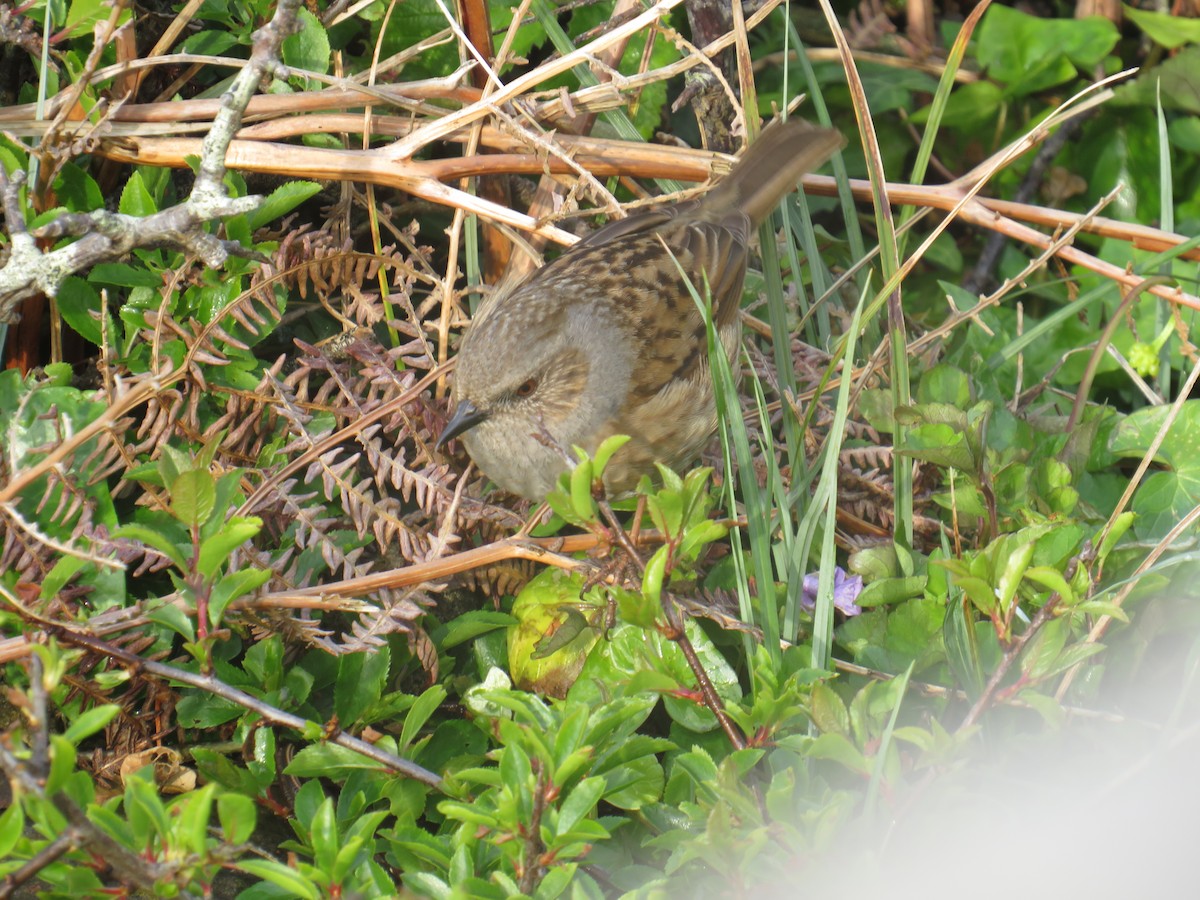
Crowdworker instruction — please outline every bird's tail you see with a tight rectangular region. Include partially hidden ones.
[700,118,845,227]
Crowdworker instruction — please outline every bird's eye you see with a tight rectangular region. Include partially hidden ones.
[515,378,538,398]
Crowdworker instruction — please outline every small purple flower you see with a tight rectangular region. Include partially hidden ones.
[801,567,863,616]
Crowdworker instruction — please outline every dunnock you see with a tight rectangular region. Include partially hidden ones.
[438,118,844,499]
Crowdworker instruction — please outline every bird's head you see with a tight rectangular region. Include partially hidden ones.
[437,286,631,498]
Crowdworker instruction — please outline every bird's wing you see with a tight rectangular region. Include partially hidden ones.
[505,203,751,407]
[569,198,700,249]
[595,218,748,407]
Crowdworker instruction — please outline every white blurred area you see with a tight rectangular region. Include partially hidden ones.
[799,722,1200,898]
[799,598,1200,899]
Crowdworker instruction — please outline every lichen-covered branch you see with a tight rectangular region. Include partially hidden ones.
[0,0,303,318]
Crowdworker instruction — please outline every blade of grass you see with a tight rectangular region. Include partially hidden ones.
[895,0,992,250]
[816,0,912,559]
[1155,83,1174,401]
[711,330,780,666]
[669,259,771,666]
[865,661,913,818]
[785,17,866,267]
[789,278,866,666]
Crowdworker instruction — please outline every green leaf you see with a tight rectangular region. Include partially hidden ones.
[0,801,25,858]
[532,606,592,659]
[545,485,586,526]
[951,574,998,616]
[218,793,257,845]
[437,610,516,648]
[569,454,596,520]
[246,180,323,230]
[40,555,88,601]
[641,545,668,607]
[943,596,983,696]
[1123,5,1200,49]
[899,429,976,472]
[1108,401,1200,538]
[62,704,120,744]
[399,685,446,753]
[176,783,217,856]
[46,735,77,795]
[601,752,664,810]
[285,743,383,777]
[509,569,600,697]
[647,480,685,537]
[283,8,331,75]
[677,518,728,561]
[238,860,322,899]
[118,171,157,217]
[1113,45,1200,114]
[855,576,927,607]
[124,770,171,844]
[1016,690,1066,727]
[145,604,196,647]
[995,539,1035,613]
[976,6,1118,96]
[806,733,869,775]
[557,776,605,836]
[917,364,971,408]
[64,0,129,37]
[1021,617,1069,681]
[858,387,896,433]
[197,516,262,579]
[180,29,241,55]
[1027,635,1105,681]
[592,434,632,474]
[1071,600,1129,622]
[335,646,390,726]
[310,798,338,872]
[111,524,189,570]
[489,1,548,64]
[404,873,452,899]
[809,683,850,736]
[1023,566,1075,605]
[170,468,216,528]
[209,567,272,628]
[658,622,740,732]
[175,691,240,727]
[672,747,719,787]
[90,262,164,287]
[56,277,103,344]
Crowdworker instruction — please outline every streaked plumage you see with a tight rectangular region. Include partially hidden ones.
[439,118,845,499]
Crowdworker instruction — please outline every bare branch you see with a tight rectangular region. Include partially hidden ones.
[0,0,304,317]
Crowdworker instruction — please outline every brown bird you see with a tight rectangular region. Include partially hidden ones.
[438,118,845,499]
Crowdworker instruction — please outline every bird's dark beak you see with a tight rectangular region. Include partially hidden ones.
[436,399,489,450]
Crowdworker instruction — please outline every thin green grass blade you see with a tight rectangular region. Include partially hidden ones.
[1155,83,1174,400]
[864,661,913,817]
[789,279,868,665]
[786,18,866,267]
[895,4,990,251]
[668,264,770,667]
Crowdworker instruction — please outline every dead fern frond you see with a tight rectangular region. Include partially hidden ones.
[313,586,440,655]
[847,0,897,50]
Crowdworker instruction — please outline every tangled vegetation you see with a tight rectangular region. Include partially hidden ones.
[1,0,1198,896]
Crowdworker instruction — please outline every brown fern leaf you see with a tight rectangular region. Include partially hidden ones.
[847,0,897,49]
[314,586,438,655]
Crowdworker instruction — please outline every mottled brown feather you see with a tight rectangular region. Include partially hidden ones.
[443,118,846,499]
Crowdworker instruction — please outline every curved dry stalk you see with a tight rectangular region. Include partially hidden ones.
[757,47,979,83]
[252,532,604,607]
[86,130,1200,311]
